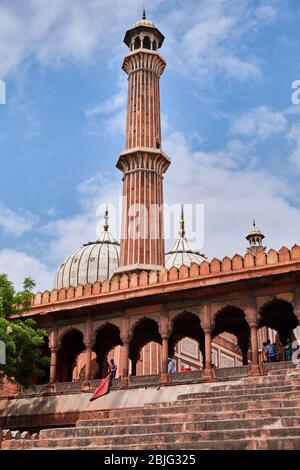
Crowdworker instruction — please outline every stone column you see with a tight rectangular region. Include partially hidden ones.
[246,297,260,375]
[121,337,130,378]
[120,315,130,385]
[49,348,57,384]
[201,303,213,379]
[161,335,169,374]
[250,324,259,367]
[84,344,92,381]
[49,322,58,385]
[159,308,170,383]
[203,329,213,378]
[84,316,93,383]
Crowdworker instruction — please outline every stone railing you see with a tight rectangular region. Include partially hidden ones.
[30,245,300,308]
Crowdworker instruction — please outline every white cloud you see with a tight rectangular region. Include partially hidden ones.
[0,0,164,78]
[0,202,37,236]
[40,173,121,264]
[85,80,127,117]
[160,0,278,84]
[0,0,278,87]
[0,249,54,291]
[37,126,300,277]
[164,130,300,257]
[288,121,300,170]
[85,78,127,137]
[230,106,287,141]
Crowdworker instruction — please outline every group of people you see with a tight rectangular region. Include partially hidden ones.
[263,338,293,363]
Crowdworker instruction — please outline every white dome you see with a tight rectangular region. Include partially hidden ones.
[165,238,206,269]
[55,213,119,289]
[132,18,155,29]
[165,206,206,269]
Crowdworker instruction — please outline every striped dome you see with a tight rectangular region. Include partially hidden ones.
[165,206,206,269]
[55,211,119,289]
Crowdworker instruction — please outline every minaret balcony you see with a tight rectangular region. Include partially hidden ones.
[122,50,166,76]
[116,147,170,175]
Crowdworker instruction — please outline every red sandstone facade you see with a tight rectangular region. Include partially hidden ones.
[6,244,300,391]
[2,16,300,397]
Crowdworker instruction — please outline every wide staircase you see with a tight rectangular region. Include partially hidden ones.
[3,367,300,450]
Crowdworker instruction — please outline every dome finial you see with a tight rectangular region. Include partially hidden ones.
[179,205,185,238]
[142,7,146,19]
[104,205,109,231]
[253,219,256,227]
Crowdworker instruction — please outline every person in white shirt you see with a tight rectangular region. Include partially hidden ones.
[167,357,176,373]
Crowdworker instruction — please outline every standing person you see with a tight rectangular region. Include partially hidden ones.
[284,339,293,362]
[108,358,117,379]
[167,357,176,373]
[90,358,117,402]
[266,340,277,362]
[263,341,269,362]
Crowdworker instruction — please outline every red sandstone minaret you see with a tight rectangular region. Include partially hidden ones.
[116,11,170,272]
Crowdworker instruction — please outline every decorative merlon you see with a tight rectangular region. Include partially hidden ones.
[27,244,300,309]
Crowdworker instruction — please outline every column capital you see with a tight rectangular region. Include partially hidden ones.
[245,295,259,326]
[120,333,131,344]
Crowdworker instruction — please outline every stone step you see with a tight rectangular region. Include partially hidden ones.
[107,398,300,417]
[268,368,297,376]
[76,407,300,428]
[9,426,300,449]
[164,389,300,406]
[209,375,300,391]
[178,384,300,399]
[4,436,300,451]
[40,416,300,440]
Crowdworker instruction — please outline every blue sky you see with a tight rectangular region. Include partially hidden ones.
[1,0,300,291]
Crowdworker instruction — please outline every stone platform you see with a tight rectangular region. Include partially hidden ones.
[1,363,300,450]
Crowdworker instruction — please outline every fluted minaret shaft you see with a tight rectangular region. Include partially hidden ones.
[116,18,170,272]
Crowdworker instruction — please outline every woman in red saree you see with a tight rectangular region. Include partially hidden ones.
[89,359,117,401]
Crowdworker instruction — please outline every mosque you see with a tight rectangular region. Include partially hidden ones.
[2,11,300,406]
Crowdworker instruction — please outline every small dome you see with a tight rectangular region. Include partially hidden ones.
[165,206,206,269]
[132,18,155,29]
[55,210,119,289]
[246,220,265,240]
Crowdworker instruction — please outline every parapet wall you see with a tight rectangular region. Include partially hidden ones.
[30,245,300,308]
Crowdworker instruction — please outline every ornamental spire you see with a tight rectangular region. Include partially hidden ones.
[103,206,109,231]
[143,7,146,20]
[178,205,186,239]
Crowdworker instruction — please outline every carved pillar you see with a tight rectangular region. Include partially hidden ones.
[120,315,130,382]
[246,297,260,375]
[201,303,213,379]
[84,316,93,382]
[49,322,58,384]
[120,336,130,378]
[250,324,259,366]
[161,335,169,374]
[159,308,170,381]
[204,329,212,370]
[50,348,57,384]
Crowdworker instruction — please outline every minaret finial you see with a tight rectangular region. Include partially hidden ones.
[143,7,146,19]
[253,219,256,227]
[104,205,109,231]
[179,205,185,238]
